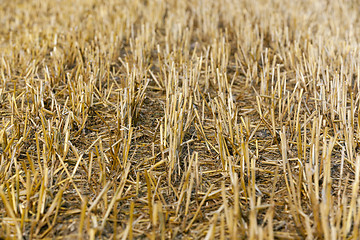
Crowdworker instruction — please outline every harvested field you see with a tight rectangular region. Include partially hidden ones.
[1,0,360,239]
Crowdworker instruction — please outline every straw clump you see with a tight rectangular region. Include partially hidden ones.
[1,0,360,239]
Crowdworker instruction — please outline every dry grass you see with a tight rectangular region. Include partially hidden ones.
[1,0,360,239]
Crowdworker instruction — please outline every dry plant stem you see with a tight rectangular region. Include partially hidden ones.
[1,0,360,239]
